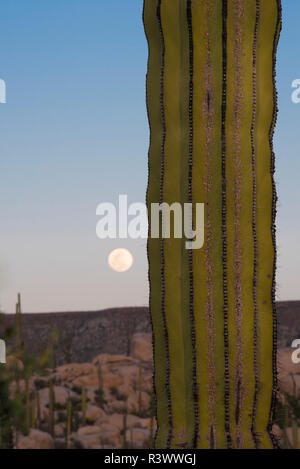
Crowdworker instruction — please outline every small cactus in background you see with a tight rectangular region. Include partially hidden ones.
[15,293,24,356]
[126,328,132,357]
[48,377,55,437]
[291,374,300,449]
[126,330,132,357]
[81,384,86,426]
[95,362,106,408]
[24,376,30,433]
[21,354,35,436]
[144,0,282,448]
[284,374,300,449]
[14,293,24,395]
[137,360,143,415]
[60,330,73,365]
[66,397,72,449]
[149,392,156,448]
[31,393,36,429]
[48,328,58,437]
[36,389,41,429]
[122,400,128,449]
[130,428,134,449]
[0,362,15,449]
[125,317,137,356]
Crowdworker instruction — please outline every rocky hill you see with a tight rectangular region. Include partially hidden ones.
[1,307,150,366]
[277,301,300,348]
[1,301,300,365]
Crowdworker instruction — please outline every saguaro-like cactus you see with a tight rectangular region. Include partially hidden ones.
[66,397,72,449]
[15,293,24,355]
[49,376,55,437]
[144,0,281,449]
[81,384,87,426]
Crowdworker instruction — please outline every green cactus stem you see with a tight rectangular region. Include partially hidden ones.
[15,293,24,356]
[138,360,143,415]
[49,377,55,437]
[96,362,107,408]
[31,394,36,429]
[36,389,41,428]
[144,0,281,449]
[25,376,30,433]
[130,428,134,449]
[66,397,72,449]
[97,362,103,389]
[81,384,87,426]
[149,392,155,448]
[122,402,128,449]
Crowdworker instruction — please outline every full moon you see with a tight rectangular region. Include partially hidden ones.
[108,248,133,273]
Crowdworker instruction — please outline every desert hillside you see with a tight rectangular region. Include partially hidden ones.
[1,307,150,365]
[1,302,300,365]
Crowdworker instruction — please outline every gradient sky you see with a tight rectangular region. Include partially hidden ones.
[0,0,299,313]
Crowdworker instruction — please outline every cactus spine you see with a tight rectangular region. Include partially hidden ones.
[144,0,281,449]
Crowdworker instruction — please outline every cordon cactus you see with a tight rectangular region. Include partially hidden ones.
[144,0,282,449]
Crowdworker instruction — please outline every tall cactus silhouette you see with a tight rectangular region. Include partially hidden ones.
[144,0,282,449]
[15,293,24,355]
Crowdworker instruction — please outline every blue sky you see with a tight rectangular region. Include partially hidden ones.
[0,0,299,313]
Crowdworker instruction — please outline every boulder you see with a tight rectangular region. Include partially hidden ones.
[127,391,151,414]
[72,428,120,449]
[110,400,127,414]
[117,383,134,398]
[108,413,154,431]
[127,414,148,429]
[17,429,54,449]
[125,428,150,448]
[72,434,100,449]
[102,373,124,388]
[73,374,98,388]
[78,425,101,436]
[38,386,78,409]
[85,405,106,424]
[93,354,136,368]
[54,386,74,407]
[54,363,97,385]
[106,413,124,430]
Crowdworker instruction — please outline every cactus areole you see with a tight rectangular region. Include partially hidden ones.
[144,0,282,449]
